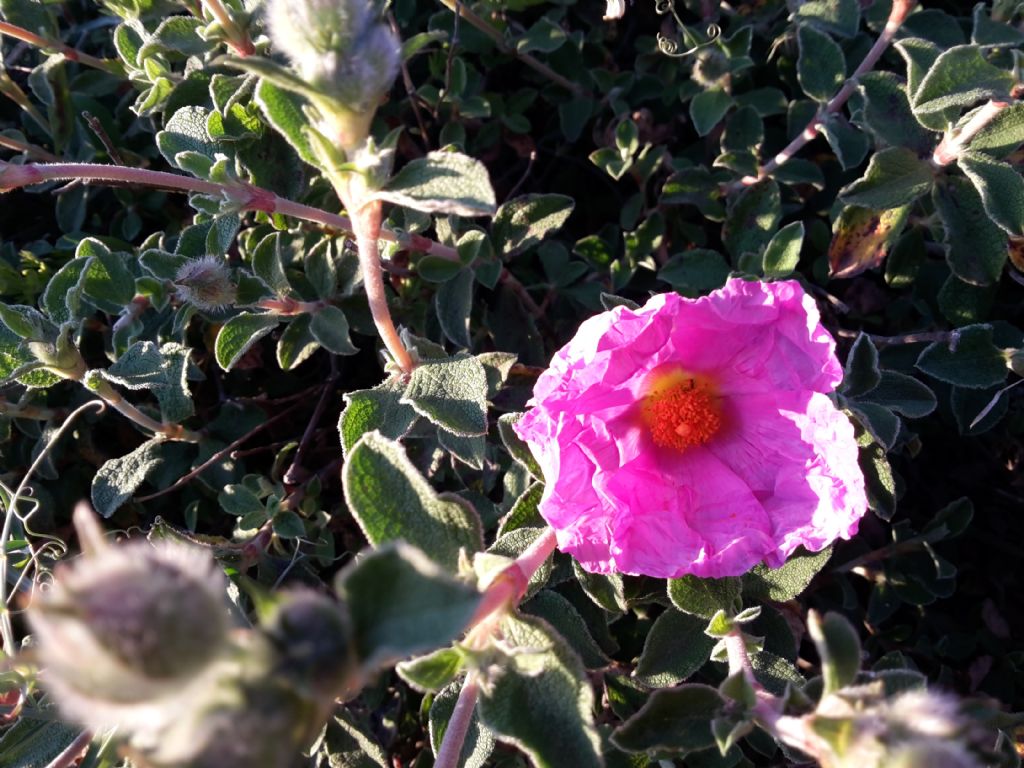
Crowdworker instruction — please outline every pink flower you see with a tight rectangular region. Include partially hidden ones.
[513,277,867,579]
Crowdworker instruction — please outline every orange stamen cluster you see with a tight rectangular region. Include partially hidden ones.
[643,374,721,452]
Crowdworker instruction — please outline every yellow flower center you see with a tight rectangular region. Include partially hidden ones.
[642,371,722,451]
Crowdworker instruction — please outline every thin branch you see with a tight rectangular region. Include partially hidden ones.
[43,730,93,768]
[932,100,1010,166]
[0,134,60,162]
[133,398,308,501]
[729,0,915,191]
[434,673,480,768]
[434,0,587,96]
[0,20,121,73]
[282,359,339,485]
[469,527,557,627]
[0,162,460,261]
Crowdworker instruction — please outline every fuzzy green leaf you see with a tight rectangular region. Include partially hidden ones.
[342,431,483,570]
[401,353,489,436]
[214,312,279,371]
[378,151,497,217]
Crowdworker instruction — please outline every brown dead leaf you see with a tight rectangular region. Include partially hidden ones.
[828,204,910,279]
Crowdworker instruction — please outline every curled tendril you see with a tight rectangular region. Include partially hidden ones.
[653,0,721,58]
[657,22,721,58]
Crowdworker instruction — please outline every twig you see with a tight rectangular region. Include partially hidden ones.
[729,0,915,191]
[133,398,308,501]
[469,527,557,627]
[434,0,587,96]
[82,111,127,165]
[282,359,339,485]
[500,268,543,317]
[0,20,121,73]
[932,100,1010,166]
[43,729,93,768]
[0,162,460,261]
[389,12,432,153]
[0,134,60,162]
[434,673,481,768]
[835,328,958,347]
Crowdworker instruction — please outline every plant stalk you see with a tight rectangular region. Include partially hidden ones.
[0,20,121,73]
[434,672,480,768]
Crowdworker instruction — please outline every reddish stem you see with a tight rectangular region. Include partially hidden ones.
[0,20,120,73]
[730,0,916,191]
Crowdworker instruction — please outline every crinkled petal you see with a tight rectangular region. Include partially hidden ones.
[514,277,866,579]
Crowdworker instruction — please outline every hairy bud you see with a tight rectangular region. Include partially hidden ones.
[175,255,237,312]
[28,536,230,734]
[265,0,400,147]
[261,590,357,699]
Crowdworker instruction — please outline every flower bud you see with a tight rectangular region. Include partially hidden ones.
[174,255,237,312]
[28,537,230,732]
[265,0,400,148]
[260,589,356,699]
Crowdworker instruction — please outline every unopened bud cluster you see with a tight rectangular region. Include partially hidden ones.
[27,516,357,768]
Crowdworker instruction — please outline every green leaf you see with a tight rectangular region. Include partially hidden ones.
[492,194,575,258]
[793,0,860,37]
[0,717,83,768]
[41,258,88,324]
[634,608,716,688]
[336,542,481,668]
[751,650,805,696]
[522,590,610,669]
[808,611,861,696]
[967,102,1024,158]
[612,684,725,755]
[497,413,543,481]
[668,576,742,620]
[820,114,870,170]
[436,268,474,348]
[516,17,566,53]
[430,681,496,768]
[690,88,734,137]
[339,379,418,454]
[842,333,880,397]
[140,16,215,57]
[397,647,465,693]
[856,72,934,155]
[859,371,937,418]
[0,304,54,341]
[742,547,833,602]
[157,106,218,169]
[401,353,489,436]
[957,150,1024,237]
[842,144,934,208]
[254,79,319,168]
[276,315,320,370]
[91,438,165,517]
[659,249,731,294]
[317,711,389,768]
[912,45,1014,131]
[915,324,1008,389]
[377,151,497,217]
[251,232,292,297]
[214,312,279,371]
[310,305,357,355]
[477,614,602,768]
[572,562,627,614]
[797,25,845,102]
[722,179,781,261]
[342,431,483,570]
[762,221,804,278]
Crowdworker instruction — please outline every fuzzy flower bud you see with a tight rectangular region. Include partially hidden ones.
[260,590,356,699]
[27,533,230,735]
[174,255,237,312]
[265,0,400,146]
